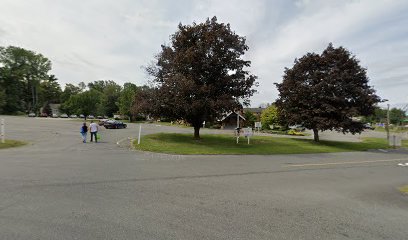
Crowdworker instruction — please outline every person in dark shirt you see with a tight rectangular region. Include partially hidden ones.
[80,122,88,143]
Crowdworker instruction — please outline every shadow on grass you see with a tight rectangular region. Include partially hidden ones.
[137,133,392,155]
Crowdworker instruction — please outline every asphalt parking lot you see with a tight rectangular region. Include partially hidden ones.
[0,116,407,240]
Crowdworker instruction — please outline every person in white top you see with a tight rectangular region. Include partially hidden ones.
[89,121,99,142]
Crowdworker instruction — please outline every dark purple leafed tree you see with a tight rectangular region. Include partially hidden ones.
[146,17,257,139]
[275,43,381,142]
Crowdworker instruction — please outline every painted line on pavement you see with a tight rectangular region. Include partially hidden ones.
[285,158,408,168]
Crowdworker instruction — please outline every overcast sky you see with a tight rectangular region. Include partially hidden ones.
[1,0,407,108]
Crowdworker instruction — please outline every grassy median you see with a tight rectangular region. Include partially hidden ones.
[133,133,406,155]
[0,140,27,149]
[399,185,408,194]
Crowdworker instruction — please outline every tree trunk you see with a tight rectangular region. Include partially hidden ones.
[31,85,35,112]
[313,128,319,142]
[193,126,200,140]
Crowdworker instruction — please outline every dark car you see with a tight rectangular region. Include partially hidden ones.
[104,120,127,129]
[98,119,109,126]
[40,113,48,117]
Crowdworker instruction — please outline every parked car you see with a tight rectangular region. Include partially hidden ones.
[70,114,78,118]
[28,113,36,117]
[98,119,109,126]
[40,113,48,117]
[289,125,306,131]
[113,114,122,120]
[52,113,59,118]
[104,120,127,129]
[363,123,375,130]
[97,116,103,119]
[87,115,95,119]
[60,113,69,118]
[79,114,85,118]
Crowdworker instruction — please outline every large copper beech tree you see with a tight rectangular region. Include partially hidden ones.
[275,44,381,142]
[146,17,257,139]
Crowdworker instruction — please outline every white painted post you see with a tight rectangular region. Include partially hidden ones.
[247,136,250,145]
[1,119,4,143]
[137,124,142,145]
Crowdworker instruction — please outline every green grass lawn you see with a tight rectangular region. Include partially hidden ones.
[0,139,27,149]
[148,121,192,128]
[399,185,408,194]
[375,127,408,133]
[134,133,406,155]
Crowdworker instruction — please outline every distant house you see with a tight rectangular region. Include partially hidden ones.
[49,104,61,115]
[243,107,265,121]
[219,112,246,130]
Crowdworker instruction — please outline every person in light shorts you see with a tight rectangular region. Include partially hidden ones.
[89,121,99,142]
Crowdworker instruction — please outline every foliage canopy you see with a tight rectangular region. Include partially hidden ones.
[275,43,381,141]
[146,17,257,138]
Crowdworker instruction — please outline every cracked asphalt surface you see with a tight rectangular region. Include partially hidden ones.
[0,116,407,239]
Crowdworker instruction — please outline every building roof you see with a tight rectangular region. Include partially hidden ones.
[243,107,265,113]
[219,112,246,122]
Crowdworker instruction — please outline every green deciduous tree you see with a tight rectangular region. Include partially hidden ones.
[88,80,121,117]
[118,82,138,121]
[243,110,257,127]
[60,89,102,118]
[0,89,6,113]
[60,83,83,103]
[260,105,279,129]
[389,108,406,125]
[0,46,52,114]
[146,17,257,139]
[276,43,381,141]
[39,74,62,105]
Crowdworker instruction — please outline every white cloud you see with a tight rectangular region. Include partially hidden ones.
[0,0,407,107]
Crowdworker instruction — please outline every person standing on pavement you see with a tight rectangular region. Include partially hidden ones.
[80,122,88,143]
[89,121,99,142]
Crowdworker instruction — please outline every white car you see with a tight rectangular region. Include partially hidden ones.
[60,114,68,118]
[289,125,306,131]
